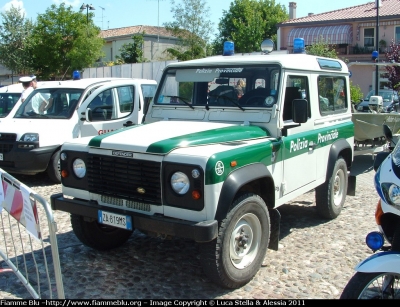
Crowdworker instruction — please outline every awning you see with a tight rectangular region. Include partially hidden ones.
[287,25,353,46]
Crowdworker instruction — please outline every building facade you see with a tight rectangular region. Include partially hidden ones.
[277,0,400,97]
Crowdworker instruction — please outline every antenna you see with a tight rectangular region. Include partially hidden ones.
[147,0,165,42]
[99,6,105,30]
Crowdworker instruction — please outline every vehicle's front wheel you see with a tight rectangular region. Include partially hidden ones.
[340,272,400,299]
[46,150,61,183]
[315,157,348,219]
[71,214,133,250]
[199,193,270,288]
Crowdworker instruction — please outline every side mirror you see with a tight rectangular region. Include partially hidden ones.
[85,108,93,122]
[293,99,308,123]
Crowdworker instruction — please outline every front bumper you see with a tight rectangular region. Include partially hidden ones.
[50,193,218,243]
[0,144,58,175]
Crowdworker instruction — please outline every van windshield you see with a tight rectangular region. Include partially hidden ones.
[14,88,83,119]
[0,93,21,118]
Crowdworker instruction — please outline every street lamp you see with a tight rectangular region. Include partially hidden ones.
[80,3,95,24]
[374,0,381,96]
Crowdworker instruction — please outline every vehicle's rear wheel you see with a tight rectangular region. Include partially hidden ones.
[71,214,133,250]
[315,157,348,219]
[199,193,270,288]
[46,150,61,183]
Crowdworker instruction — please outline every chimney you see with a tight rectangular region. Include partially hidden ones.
[289,2,297,20]
[308,13,314,16]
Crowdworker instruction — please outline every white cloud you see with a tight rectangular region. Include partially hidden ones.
[52,0,82,9]
[1,0,26,15]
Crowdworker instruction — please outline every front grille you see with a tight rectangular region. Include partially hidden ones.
[87,154,162,205]
[0,144,14,153]
[0,133,17,142]
[0,133,16,153]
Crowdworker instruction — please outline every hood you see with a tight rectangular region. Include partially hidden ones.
[88,120,270,154]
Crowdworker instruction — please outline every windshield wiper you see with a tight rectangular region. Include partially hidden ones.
[165,96,194,109]
[208,94,245,111]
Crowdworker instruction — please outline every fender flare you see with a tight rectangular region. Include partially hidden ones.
[325,139,352,180]
[355,251,400,274]
[214,163,273,221]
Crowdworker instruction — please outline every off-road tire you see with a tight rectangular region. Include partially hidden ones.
[315,157,348,219]
[46,150,61,183]
[71,214,133,251]
[199,193,270,289]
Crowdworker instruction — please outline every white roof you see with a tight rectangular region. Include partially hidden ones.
[166,53,349,73]
[0,83,24,93]
[35,77,156,89]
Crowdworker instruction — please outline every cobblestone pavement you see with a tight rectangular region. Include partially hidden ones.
[0,152,378,299]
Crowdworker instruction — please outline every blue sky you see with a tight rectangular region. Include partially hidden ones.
[1,0,370,36]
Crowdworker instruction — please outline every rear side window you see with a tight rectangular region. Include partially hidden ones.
[318,76,348,116]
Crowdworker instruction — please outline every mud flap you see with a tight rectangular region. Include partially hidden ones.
[347,174,356,196]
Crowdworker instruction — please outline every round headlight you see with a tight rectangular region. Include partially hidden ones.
[72,158,86,178]
[171,172,190,194]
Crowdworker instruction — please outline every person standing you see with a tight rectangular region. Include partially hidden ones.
[19,76,34,102]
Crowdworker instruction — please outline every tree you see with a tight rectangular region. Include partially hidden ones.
[0,5,34,75]
[384,39,400,91]
[163,0,214,61]
[212,0,287,55]
[29,3,104,80]
[305,36,338,59]
[116,33,146,64]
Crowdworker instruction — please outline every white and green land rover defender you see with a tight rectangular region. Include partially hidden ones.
[51,41,355,289]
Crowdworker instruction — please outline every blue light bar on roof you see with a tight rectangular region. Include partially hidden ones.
[223,41,234,56]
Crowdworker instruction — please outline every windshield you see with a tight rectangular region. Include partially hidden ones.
[14,88,83,119]
[0,93,21,118]
[366,90,397,102]
[155,65,281,108]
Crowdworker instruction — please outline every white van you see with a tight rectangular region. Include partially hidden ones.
[0,83,24,122]
[0,77,157,182]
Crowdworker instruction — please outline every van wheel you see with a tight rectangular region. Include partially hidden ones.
[46,150,61,183]
[199,193,270,288]
[71,214,133,250]
[315,157,347,219]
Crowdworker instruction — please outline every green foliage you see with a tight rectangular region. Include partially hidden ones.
[305,36,338,58]
[116,33,146,64]
[0,5,34,74]
[212,0,287,55]
[349,81,363,103]
[384,39,400,91]
[29,3,104,80]
[163,0,214,60]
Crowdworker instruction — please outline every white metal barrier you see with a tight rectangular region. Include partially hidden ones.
[0,169,64,299]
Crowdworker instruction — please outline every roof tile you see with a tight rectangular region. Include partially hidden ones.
[281,0,400,25]
[100,25,175,39]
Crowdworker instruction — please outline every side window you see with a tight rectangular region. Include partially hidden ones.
[117,86,134,114]
[88,89,114,121]
[141,84,156,114]
[318,76,347,116]
[283,75,310,121]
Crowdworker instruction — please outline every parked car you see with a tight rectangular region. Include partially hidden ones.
[356,89,399,113]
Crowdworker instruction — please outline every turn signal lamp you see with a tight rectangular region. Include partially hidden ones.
[61,169,69,178]
[192,190,201,200]
[375,199,383,225]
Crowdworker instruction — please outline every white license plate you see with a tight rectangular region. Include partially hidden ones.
[0,153,3,161]
[98,210,132,230]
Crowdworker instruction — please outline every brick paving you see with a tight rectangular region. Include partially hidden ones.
[0,152,378,299]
